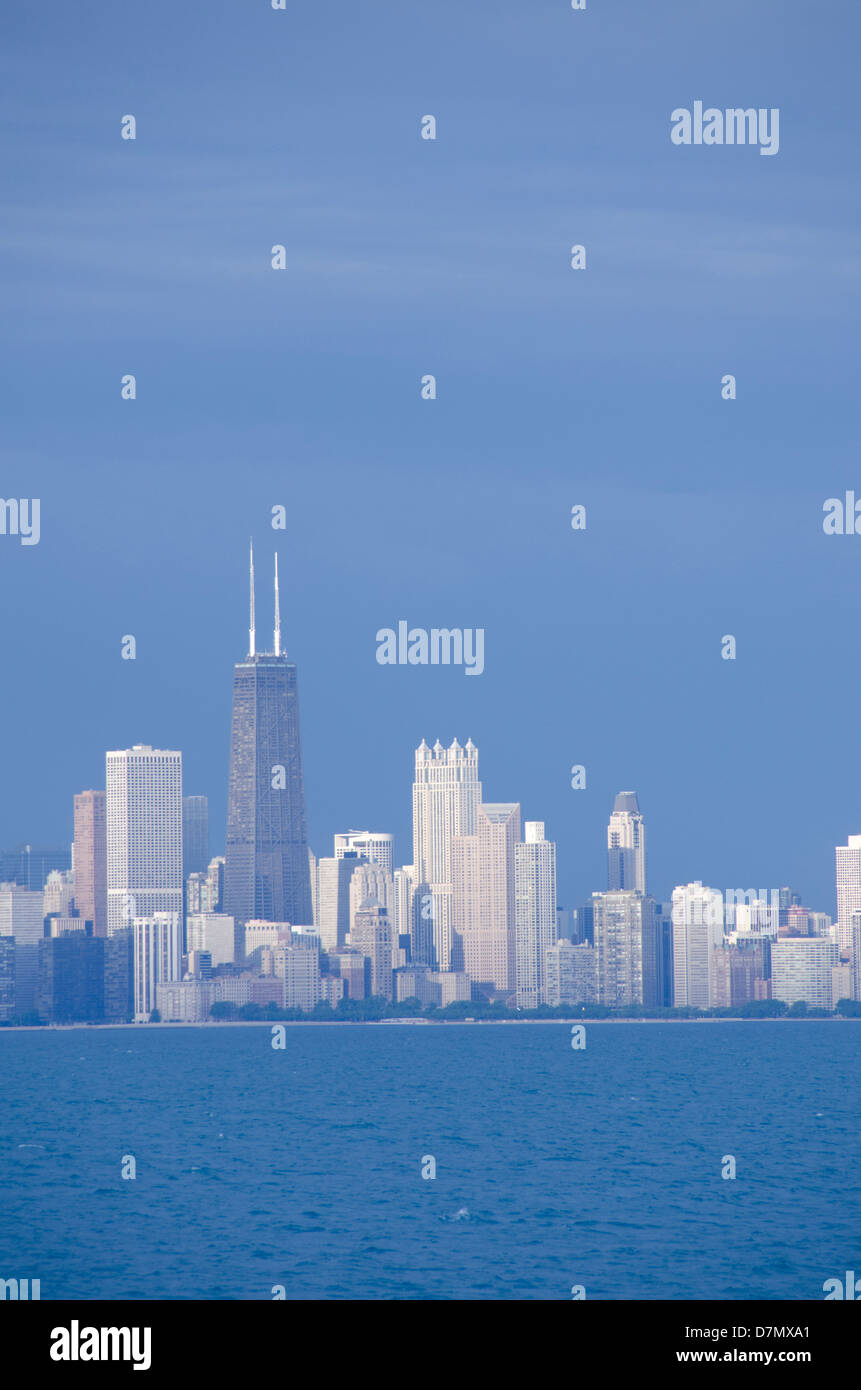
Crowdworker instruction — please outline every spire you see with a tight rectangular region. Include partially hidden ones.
[274,552,282,656]
[249,539,256,657]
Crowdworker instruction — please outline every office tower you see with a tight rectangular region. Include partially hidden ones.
[133,912,181,1021]
[0,937,14,1021]
[186,913,238,968]
[808,911,832,937]
[38,935,105,1023]
[514,822,558,1009]
[224,544,312,927]
[244,921,291,964]
[0,845,71,892]
[317,853,365,952]
[545,940,597,1007]
[607,791,646,894]
[453,802,521,993]
[771,937,840,1008]
[0,883,45,1016]
[835,836,861,954]
[672,882,724,1007]
[106,745,183,937]
[350,901,393,1000]
[412,738,481,969]
[592,891,659,1007]
[334,831,393,877]
[182,796,209,879]
[852,911,861,1001]
[73,791,107,936]
[187,950,213,979]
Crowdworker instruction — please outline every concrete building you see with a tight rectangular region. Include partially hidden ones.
[592,891,659,1007]
[545,940,597,1007]
[106,746,183,936]
[514,822,557,1009]
[607,791,646,894]
[349,902,393,1000]
[771,937,840,1008]
[133,912,181,1022]
[672,882,724,1008]
[453,802,520,993]
[412,738,481,970]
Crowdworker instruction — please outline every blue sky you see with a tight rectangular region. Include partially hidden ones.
[1,0,859,913]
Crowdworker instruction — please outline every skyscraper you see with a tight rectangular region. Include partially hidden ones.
[453,802,521,993]
[514,822,558,1009]
[133,911,182,1022]
[350,901,393,1000]
[593,890,659,1007]
[106,745,183,936]
[672,881,724,1008]
[224,545,312,926]
[835,835,861,955]
[182,796,209,879]
[607,791,646,894]
[73,790,107,936]
[412,738,481,969]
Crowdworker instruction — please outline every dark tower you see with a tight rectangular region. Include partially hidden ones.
[224,544,313,925]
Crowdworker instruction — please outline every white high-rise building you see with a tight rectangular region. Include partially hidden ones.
[453,803,520,993]
[334,831,393,877]
[772,937,839,1009]
[392,865,415,944]
[316,854,366,953]
[672,882,724,1008]
[106,746,183,937]
[514,822,557,1009]
[411,738,481,969]
[835,835,861,954]
[607,791,646,895]
[133,911,181,1021]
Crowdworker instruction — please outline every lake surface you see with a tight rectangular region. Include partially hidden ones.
[1,1021,858,1300]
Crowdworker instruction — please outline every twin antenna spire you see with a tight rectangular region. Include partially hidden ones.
[248,539,283,658]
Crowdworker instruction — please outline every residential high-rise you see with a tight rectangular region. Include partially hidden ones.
[106,746,183,936]
[453,802,521,993]
[545,940,596,1007]
[835,835,861,955]
[412,738,481,969]
[73,791,107,936]
[133,912,182,1022]
[316,853,366,952]
[182,796,209,879]
[672,882,724,1008]
[771,937,839,1009]
[224,545,312,926]
[350,901,393,1000]
[186,913,238,968]
[514,822,557,1009]
[607,791,646,894]
[593,890,659,1007]
[334,832,393,877]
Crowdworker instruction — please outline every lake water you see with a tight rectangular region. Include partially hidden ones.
[1,1021,857,1300]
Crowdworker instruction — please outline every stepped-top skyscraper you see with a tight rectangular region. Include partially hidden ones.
[224,544,312,926]
[607,791,646,894]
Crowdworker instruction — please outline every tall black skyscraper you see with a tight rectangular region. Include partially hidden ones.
[224,544,312,926]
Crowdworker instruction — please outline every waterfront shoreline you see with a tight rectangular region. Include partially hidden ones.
[0,1016,857,1033]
